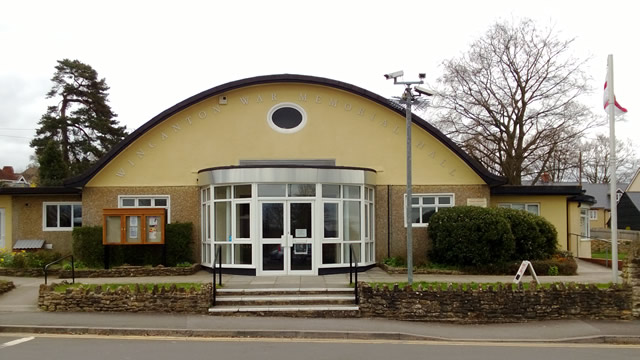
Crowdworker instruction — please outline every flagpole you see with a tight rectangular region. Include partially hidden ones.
[607,54,619,283]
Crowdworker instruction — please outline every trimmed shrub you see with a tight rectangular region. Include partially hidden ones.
[72,226,104,268]
[429,206,515,267]
[72,223,194,268]
[496,208,555,260]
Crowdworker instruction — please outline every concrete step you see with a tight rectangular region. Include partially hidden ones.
[208,304,360,317]
[215,294,355,306]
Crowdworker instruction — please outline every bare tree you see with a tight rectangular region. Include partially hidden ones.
[433,19,599,185]
[580,134,638,184]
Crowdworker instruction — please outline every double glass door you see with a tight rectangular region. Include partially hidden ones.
[260,201,313,275]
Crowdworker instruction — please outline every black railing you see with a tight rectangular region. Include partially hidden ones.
[349,244,359,305]
[211,245,222,306]
[44,254,75,285]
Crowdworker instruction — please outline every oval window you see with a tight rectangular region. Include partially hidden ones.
[267,103,307,133]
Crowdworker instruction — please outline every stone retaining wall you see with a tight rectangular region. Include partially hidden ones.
[357,282,633,322]
[0,268,48,277]
[624,258,640,318]
[39,283,212,313]
[591,239,636,254]
[0,280,15,295]
[58,264,201,278]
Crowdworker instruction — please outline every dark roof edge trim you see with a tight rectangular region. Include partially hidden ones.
[491,185,584,196]
[198,164,377,174]
[0,187,82,195]
[64,74,506,187]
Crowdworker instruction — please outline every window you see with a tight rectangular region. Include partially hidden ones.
[498,203,540,216]
[43,202,82,231]
[405,194,454,226]
[589,210,598,220]
[267,103,307,133]
[580,207,590,239]
[119,195,170,222]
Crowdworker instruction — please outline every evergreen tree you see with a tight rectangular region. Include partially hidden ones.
[31,59,127,179]
[38,140,68,186]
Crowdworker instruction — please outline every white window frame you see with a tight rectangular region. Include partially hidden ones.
[589,209,598,220]
[404,193,455,227]
[580,207,591,240]
[498,202,540,216]
[42,202,82,231]
[118,195,171,222]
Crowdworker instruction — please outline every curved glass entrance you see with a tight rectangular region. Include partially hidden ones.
[198,166,376,275]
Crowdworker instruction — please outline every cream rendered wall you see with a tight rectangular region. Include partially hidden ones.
[567,201,592,258]
[490,195,568,251]
[86,83,485,188]
[0,195,11,250]
[589,208,607,229]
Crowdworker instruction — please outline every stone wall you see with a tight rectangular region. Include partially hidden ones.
[39,283,212,313]
[0,280,15,295]
[0,268,48,277]
[58,264,201,278]
[591,239,636,254]
[357,282,633,322]
[624,258,640,318]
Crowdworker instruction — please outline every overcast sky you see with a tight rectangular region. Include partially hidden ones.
[1,0,637,173]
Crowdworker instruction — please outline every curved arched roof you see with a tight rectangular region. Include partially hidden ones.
[64,74,505,187]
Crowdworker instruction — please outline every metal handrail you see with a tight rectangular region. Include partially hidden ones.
[212,245,222,306]
[43,254,74,285]
[349,244,359,305]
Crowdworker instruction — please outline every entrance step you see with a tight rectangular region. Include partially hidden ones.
[210,287,359,317]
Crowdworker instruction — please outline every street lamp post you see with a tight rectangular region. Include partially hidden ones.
[384,71,432,285]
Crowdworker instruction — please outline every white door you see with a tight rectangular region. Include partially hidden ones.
[259,201,314,275]
[0,208,5,250]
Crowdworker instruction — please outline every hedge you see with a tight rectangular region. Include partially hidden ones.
[72,222,194,268]
[428,206,560,268]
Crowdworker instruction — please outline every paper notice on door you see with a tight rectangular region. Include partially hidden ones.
[295,229,307,238]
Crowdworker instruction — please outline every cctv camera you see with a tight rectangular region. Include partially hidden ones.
[384,70,404,80]
[415,86,435,96]
[418,73,426,79]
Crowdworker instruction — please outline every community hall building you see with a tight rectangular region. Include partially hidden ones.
[0,74,594,274]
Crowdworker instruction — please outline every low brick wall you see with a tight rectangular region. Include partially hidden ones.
[357,282,633,323]
[58,264,201,279]
[0,280,15,295]
[39,283,212,313]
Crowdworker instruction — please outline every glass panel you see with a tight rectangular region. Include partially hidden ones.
[258,184,286,197]
[343,243,361,263]
[73,205,82,227]
[322,184,340,198]
[215,202,231,242]
[343,185,360,199]
[291,243,312,270]
[512,203,526,211]
[214,186,231,199]
[105,216,121,244]
[201,243,207,264]
[206,244,211,264]
[365,243,371,262]
[422,197,435,205]
[262,244,284,270]
[234,185,252,199]
[369,188,374,202]
[59,205,72,228]
[206,204,211,239]
[365,204,369,238]
[438,196,451,205]
[154,198,167,207]
[411,196,420,205]
[411,207,420,224]
[262,203,284,238]
[138,198,152,207]
[217,244,231,264]
[498,204,511,208]
[368,204,374,239]
[236,203,250,238]
[46,205,57,228]
[288,184,316,197]
[125,215,142,243]
[526,204,539,215]
[146,215,162,243]
[206,188,211,201]
[343,201,361,240]
[322,243,341,264]
[201,204,206,240]
[421,206,437,223]
[234,244,252,264]
[290,203,312,238]
[323,203,338,238]
[121,198,135,207]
